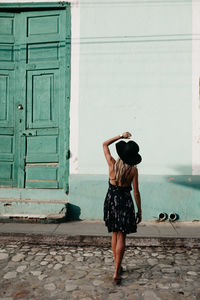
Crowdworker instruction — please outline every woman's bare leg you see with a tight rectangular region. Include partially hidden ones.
[111,232,117,263]
[113,232,126,279]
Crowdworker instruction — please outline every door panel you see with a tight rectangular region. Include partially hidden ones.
[26,10,62,44]
[27,15,59,36]
[26,136,58,162]
[26,164,58,189]
[0,44,14,62]
[0,14,14,42]
[0,162,13,185]
[27,70,59,128]
[27,42,59,63]
[0,136,13,160]
[0,73,13,126]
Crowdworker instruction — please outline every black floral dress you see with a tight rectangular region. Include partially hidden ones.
[104,182,137,234]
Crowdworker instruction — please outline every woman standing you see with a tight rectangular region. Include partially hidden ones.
[103,132,142,283]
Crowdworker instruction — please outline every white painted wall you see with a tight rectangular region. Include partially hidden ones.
[192,1,200,175]
[78,0,192,175]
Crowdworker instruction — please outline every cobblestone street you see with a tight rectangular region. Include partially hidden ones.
[0,242,199,300]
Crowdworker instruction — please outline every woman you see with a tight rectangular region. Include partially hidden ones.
[103,132,142,283]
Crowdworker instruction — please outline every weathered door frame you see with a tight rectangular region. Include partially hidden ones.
[0,2,71,192]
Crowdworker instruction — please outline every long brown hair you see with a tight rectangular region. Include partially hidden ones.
[114,158,133,185]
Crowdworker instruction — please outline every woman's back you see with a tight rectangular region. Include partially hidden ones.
[109,158,136,187]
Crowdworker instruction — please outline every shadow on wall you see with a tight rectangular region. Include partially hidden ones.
[57,203,81,223]
[167,165,200,191]
[64,203,82,221]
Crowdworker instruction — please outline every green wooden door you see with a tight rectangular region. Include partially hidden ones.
[0,8,70,190]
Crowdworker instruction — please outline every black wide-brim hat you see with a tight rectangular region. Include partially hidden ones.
[116,140,142,166]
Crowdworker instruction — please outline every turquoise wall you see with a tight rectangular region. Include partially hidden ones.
[69,175,200,221]
[68,1,197,221]
[78,0,192,175]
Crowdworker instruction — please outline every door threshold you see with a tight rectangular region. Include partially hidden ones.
[0,213,67,223]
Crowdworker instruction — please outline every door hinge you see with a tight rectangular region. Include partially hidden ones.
[66,150,71,159]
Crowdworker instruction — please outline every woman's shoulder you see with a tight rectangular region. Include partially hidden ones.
[129,166,138,180]
[131,165,137,173]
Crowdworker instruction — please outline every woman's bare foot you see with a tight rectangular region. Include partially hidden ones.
[113,276,121,285]
[113,267,121,281]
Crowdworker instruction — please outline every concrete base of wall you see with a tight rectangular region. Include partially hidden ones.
[0,188,68,219]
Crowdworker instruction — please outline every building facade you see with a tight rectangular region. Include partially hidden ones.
[0,0,200,221]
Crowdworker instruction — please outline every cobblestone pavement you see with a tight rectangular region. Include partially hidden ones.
[0,242,200,300]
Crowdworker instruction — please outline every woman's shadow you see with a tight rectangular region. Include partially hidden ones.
[57,203,81,223]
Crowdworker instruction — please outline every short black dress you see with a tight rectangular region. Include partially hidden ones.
[104,181,137,234]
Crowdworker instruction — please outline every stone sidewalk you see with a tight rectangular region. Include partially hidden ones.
[0,241,199,300]
[0,220,200,247]
[0,221,200,299]
[1,220,200,237]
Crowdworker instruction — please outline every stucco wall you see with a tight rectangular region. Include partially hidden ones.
[0,0,199,221]
[78,1,192,175]
[67,0,198,221]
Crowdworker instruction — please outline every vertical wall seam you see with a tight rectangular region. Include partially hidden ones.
[70,0,80,174]
[192,0,200,174]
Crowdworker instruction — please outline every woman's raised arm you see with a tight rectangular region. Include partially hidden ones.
[102,132,131,166]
